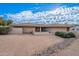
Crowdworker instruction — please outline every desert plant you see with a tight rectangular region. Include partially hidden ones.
[7,20,13,25]
[55,31,76,38]
[0,26,10,34]
[0,17,3,25]
[55,31,66,37]
[55,31,60,36]
[66,32,76,38]
[0,17,13,34]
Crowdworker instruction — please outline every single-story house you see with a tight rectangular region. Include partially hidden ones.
[70,25,79,32]
[13,24,72,35]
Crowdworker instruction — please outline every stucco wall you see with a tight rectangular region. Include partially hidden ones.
[46,27,67,33]
[23,27,35,34]
[23,27,67,34]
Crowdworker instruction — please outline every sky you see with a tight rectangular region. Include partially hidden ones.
[0,3,79,22]
[0,3,79,15]
[0,3,61,15]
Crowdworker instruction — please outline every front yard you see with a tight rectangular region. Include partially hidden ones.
[0,34,63,56]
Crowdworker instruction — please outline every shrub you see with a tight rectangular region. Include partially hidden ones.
[55,31,66,37]
[55,31,60,36]
[7,20,13,26]
[0,17,13,35]
[66,32,76,38]
[0,26,11,34]
[55,31,76,38]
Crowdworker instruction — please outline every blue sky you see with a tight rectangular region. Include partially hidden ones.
[0,3,79,15]
[0,3,79,20]
[0,3,79,24]
[0,3,61,15]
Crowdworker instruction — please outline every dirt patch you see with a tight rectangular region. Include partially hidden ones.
[0,33,63,56]
[55,38,79,56]
[33,37,76,56]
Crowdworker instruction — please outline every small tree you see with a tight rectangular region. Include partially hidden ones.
[7,20,13,25]
[0,17,3,25]
[0,17,13,34]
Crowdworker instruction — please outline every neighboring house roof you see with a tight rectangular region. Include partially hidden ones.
[13,24,72,28]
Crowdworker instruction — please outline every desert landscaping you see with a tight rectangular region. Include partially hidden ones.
[0,28,78,56]
[0,28,64,56]
[0,3,79,56]
[55,33,79,56]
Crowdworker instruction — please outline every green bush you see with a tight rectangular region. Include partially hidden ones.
[66,32,76,38]
[55,31,76,38]
[55,31,60,36]
[0,26,11,34]
[0,17,13,35]
[55,31,66,37]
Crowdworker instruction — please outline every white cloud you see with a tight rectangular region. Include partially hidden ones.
[0,15,4,17]
[7,6,79,24]
[7,10,33,18]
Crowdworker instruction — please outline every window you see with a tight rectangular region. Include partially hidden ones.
[35,27,48,32]
[41,27,48,32]
[35,27,40,32]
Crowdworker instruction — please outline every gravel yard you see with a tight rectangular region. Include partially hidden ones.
[0,28,63,56]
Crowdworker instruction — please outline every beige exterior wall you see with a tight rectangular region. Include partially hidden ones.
[23,27,68,34]
[46,27,67,33]
[23,27,35,34]
[33,32,50,35]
